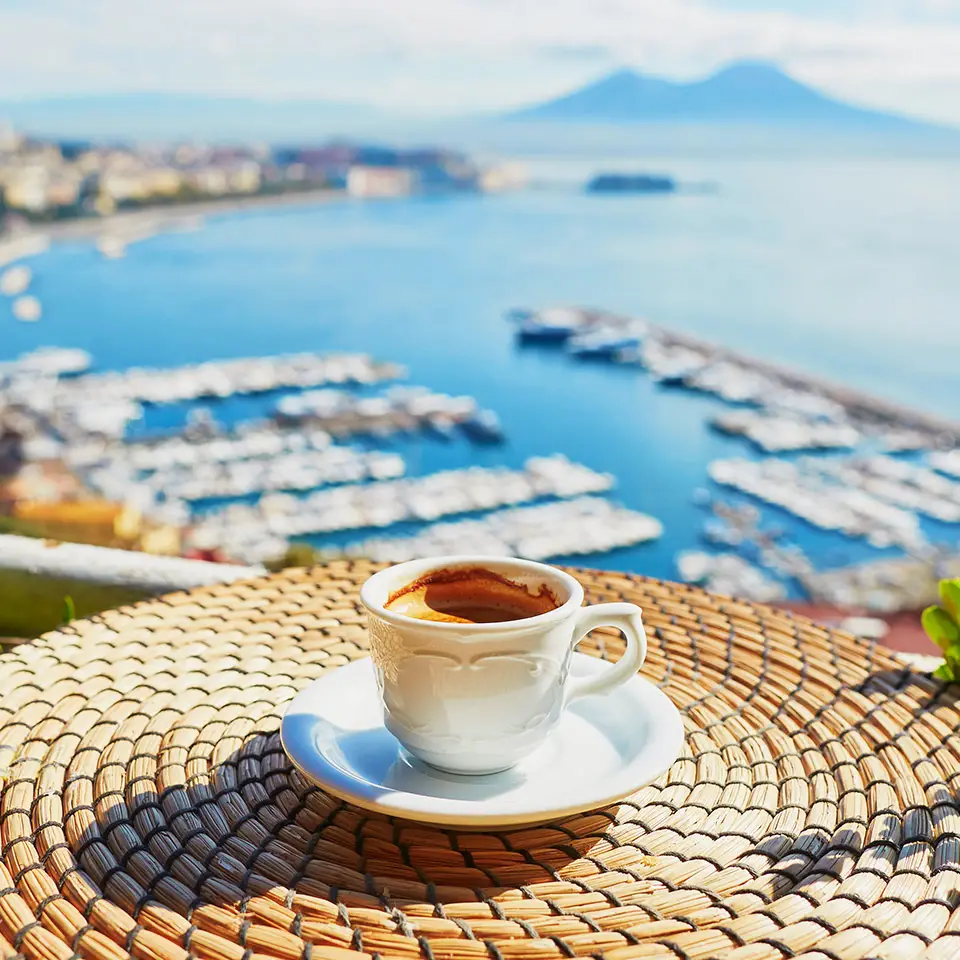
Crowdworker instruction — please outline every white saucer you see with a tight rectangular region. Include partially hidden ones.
[280,653,684,828]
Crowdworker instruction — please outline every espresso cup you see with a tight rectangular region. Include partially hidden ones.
[360,556,647,775]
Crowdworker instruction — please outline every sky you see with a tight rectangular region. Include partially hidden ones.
[1,0,960,124]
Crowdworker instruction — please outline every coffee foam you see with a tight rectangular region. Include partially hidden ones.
[385,567,560,624]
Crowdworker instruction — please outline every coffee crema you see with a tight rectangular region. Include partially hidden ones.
[385,567,560,624]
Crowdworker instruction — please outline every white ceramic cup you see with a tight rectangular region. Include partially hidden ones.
[360,556,647,775]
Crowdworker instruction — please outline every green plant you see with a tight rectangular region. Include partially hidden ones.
[264,542,319,573]
[62,596,76,625]
[922,578,960,681]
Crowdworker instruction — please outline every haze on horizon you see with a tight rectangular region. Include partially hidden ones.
[1,0,959,126]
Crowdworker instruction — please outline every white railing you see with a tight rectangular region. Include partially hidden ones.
[0,535,263,638]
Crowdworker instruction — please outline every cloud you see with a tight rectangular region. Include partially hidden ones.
[0,0,959,123]
[539,45,618,63]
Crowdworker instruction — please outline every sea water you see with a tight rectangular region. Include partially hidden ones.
[2,148,958,584]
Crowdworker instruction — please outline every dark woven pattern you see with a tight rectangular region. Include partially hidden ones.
[0,560,955,960]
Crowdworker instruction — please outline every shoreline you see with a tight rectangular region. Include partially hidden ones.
[2,186,348,244]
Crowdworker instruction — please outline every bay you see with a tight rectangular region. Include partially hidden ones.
[2,144,958,581]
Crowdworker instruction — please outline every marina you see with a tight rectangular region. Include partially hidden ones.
[800,553,960,613]
[0,341,647,571]
[0,206,956,604]
[509,303,960,607]
[86,439,405,504]
[710,409,860,453]
[675,550,787,603]
[45,352,403,411]
[185,455,620,564]
[0,351,407,446]
[274,385,503,441]
[511,306,960,447]
[813,456,960,524]
[331,496,663,563]
[708,456,927,551]
[931,449,960,479]
[58,387,503,506]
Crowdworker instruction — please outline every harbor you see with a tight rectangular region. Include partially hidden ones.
[708,457,927,551]
[185,455,625,564]
[330,496,663,563]
[2,306,958,608]
[0,226,957,611]
[274,385,503,441]
[509,304,960,608]
[46,351,404,407]
[710,409,861,453]
[88,440,407,504]
[707,454,960,545]
[675,550,787,603]
[511,305,960,447]
[0,345,654,570]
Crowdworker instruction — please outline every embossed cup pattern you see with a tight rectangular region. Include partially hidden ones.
[368,614,573,773]
[360,557,647,776]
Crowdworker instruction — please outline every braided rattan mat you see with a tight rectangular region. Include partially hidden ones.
[0,561,957,960]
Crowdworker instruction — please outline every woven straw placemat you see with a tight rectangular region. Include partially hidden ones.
[0,560,956,960]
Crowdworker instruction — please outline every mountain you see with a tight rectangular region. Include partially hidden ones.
[507,62,948,131]
[0,93,388,142]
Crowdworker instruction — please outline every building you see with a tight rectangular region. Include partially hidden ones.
[346,165,416,198]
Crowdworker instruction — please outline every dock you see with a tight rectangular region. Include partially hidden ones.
[86,441,405,504]
[273,385,502,441]
[0,349,506,525]
[331,497,662,564]
[676,550,786,603]
[49,352,404,411]
[511,306,960,446]
[706,455,950,552]
[185,455,618,564]
[651,322,960,443]
[801,553,960,613]
[710,409,860,453]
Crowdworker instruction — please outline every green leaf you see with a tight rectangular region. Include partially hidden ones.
[62,596,75,625]
[934,663,955,682]
[940,579,960,619]
[922,605,960,650]
[947,650,960,677]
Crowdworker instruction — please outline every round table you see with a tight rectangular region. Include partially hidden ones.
[0,561,956,960]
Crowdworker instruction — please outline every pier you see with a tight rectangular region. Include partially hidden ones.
[800,553,960,613]
[49,352,404,410]
[273,385,502,441]
[708,456,932,551]
[2,347,649,571]
[332,496,663,563]
[676,550,786,603]
[86,441,405,504]
[186,455,618,564]
[511,306,960,445]
[652,323,960,442]
[710,409,860,453]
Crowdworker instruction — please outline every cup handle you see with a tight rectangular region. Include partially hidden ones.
[565,603,647,704]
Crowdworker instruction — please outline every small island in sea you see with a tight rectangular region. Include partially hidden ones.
[586,173,677,194]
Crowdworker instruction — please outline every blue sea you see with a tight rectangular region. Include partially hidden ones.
[3,139,959,586]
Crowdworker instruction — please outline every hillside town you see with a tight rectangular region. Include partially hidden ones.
[0,124,521,224]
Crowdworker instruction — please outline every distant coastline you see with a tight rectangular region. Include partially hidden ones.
[4,186,348,244]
